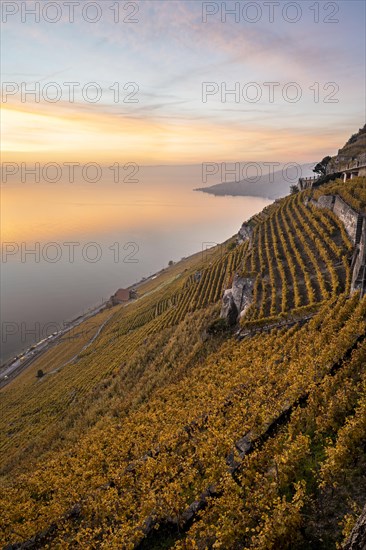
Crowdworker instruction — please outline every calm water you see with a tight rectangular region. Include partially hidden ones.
[1,165,271,362]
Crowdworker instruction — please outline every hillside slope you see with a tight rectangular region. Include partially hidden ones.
[327,125,366,175]
[1,179,366,549]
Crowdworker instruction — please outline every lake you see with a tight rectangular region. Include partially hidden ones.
[1,164,271,362]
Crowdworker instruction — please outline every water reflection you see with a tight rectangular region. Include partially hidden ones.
[1,165,272,362]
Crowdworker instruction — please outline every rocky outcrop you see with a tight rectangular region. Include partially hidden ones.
[326,125,366,175]
[220,274,254,325]
[233,274,254,316]
[343,504,366,550]
[221,289,239,326]
[238,222,253,244]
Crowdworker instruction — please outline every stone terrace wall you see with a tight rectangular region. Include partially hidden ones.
[310,192,366,297]
[309,195,335,210]
[317,195,335,209]
[351,218,366,297]
[333,195,360,243]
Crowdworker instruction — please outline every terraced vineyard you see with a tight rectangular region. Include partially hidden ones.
[313,176,366,211]
[0,180,365,549]
[243,191,352,323]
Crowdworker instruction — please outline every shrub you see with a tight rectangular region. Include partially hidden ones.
[313,172,342,187]
[207,317,230,335]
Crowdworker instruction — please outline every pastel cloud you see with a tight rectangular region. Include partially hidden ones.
[1,98,350,164]
[1,0,365,164]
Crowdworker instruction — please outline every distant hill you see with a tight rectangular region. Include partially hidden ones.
[195,162,315,199]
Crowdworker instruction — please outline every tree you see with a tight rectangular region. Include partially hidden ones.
[168,260,174,266]
[37,369,44,378]
[290,185,299,195]
[313,156,332,176]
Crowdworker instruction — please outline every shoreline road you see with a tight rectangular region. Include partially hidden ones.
[0,303,108,390]
[0,263,186,390]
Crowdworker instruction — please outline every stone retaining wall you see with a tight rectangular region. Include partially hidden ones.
[351,218,366,297]
[333,195,360,243]
[310,193,365,297]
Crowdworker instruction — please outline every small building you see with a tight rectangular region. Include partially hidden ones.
[341,161,366,182]
[111,288,132,305]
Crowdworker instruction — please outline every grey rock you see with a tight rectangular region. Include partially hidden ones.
[232,274,254,315]
[220,275,254,324]
[238,223,253,244]
[220,289,238,326]
[235,434,253,457]
[343,504,366,550]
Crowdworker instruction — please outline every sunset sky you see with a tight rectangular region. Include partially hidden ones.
[1,0,365,164]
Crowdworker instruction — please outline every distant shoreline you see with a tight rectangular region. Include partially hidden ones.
[0,262,169,379]
[194,187,274,200]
